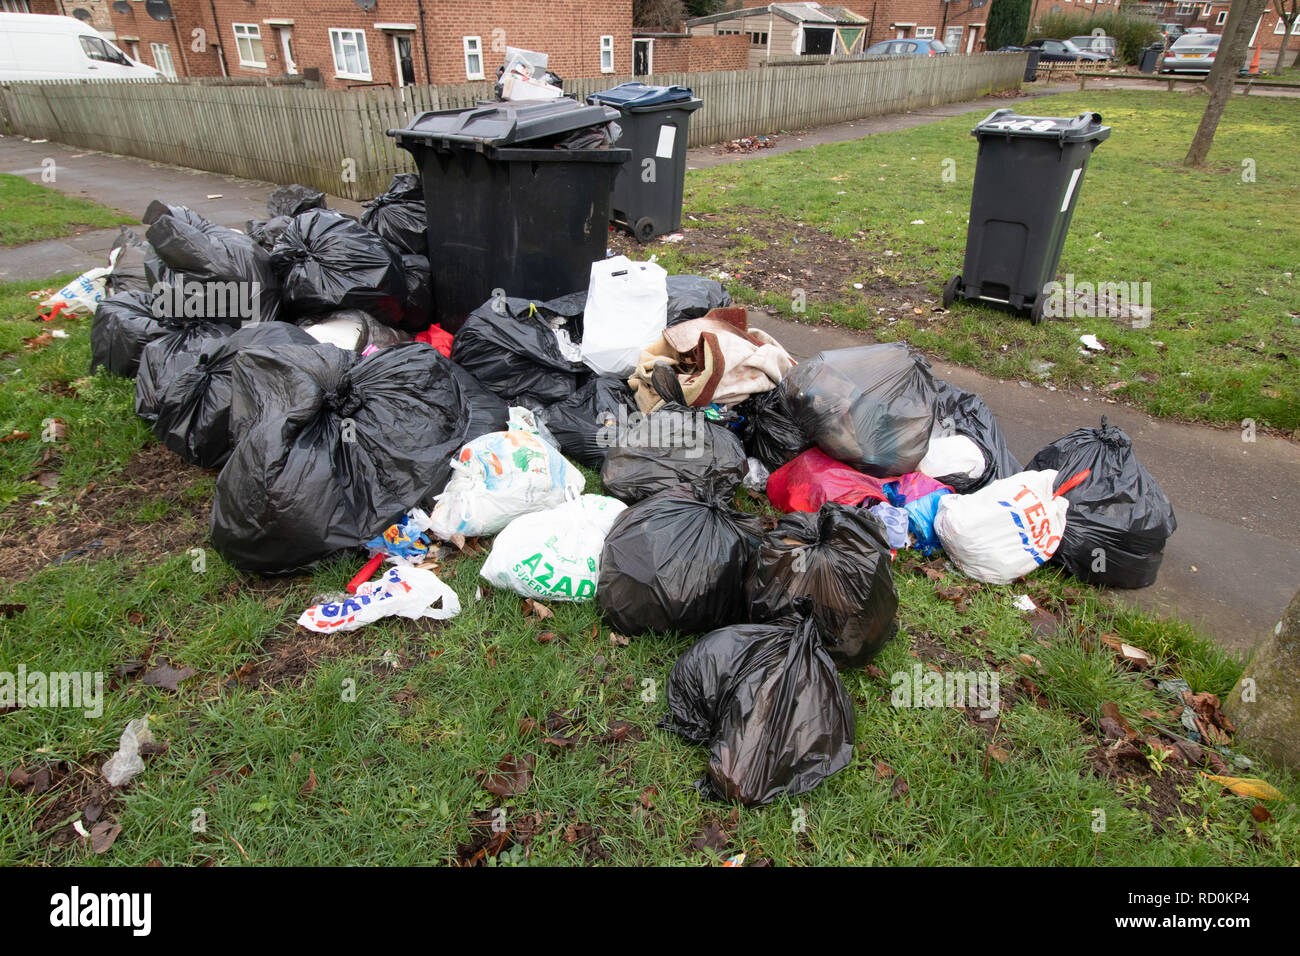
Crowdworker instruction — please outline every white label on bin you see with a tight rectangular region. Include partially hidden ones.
[1060,168,1083,213]
[655,124,676,159]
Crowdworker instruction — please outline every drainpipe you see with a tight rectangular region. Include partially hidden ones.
[208,0,230,77]
[416,0,432,83]
[941,0,950,44]
[867,1,876,47]
[170,14,191,76]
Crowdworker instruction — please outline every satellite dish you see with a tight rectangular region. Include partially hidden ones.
[353,0,377,10]
[112,1,131,12]
[145,0,173,21]
[72,7,91,19]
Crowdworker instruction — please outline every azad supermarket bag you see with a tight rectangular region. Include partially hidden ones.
[663,603,856,807]
[211,342,491,574]
[480,495,627,602]
[780,343,936,478]
[1027,417,1176,589]
[934,469,1089,585]
[597,482,761,636]
[747,505,898,668]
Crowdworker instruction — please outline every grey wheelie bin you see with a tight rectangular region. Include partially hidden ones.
[390,98,629,332]
[943,109,1111,324]
[586,83,703,243]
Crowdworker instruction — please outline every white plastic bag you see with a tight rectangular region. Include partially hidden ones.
[934,469,1083,584]
[42,267,111,316]
[102,717,154,787]
[297,566,460,632]
[428,422,585,540]
[919,434,987,484]
[480,494,627,602]
[581,255,668,377]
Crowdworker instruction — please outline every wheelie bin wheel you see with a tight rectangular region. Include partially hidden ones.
[942,274,960,308]
[1029,297,1046,325]
[633,217,657,243]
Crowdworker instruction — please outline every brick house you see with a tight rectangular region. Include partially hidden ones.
[100,0,634,88]
[685,3,872,65]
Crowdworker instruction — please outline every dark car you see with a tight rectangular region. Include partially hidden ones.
[863,38,949,57]
[1022,38,1109,63]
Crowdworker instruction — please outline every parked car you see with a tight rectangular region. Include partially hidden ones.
[1161,32,1221,73]
[0,13,160,81]
[1157,22,1186,45]
[863,38,949,57]
[1022,39,1109,63]
[1068,35,1119,60]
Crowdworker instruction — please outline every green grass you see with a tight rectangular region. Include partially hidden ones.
[1,277,1296,866]
[0,174,133,247]
[659,90,1300,432]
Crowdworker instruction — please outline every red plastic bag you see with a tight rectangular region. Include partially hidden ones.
[766,448,890,514]
[414,323,454,358]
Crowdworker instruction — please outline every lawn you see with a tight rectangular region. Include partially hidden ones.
[0,173,133,247]
[2,278,1296,867]
[646,90,1299,433]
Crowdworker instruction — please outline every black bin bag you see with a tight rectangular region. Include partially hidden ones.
[534,375,638,467]
[266,183,326,219]
[398,253,432,332]
[781,343,937,478]
[361,173,427,257]
[747,504,898,668]
[662,601,856,806]
[135,321,235,423]
[212,341,499,575]
[1027,417,1177,589]
[90,290,176,378]
[600,404,747,503]
[450,294,589,406]
[930,378,1021,493]
[597,482,761,636]
[737,385,809,472]
[106,226,153,296]
[665,274,731,325]
[246,216,292,252]
[144,208,281,326]
[270,209,407,328]
[149,322,316,468]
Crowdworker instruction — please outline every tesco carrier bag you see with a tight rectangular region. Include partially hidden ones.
[934,469,1089,585]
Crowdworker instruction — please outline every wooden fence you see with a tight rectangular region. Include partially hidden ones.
[0,53,1026,200]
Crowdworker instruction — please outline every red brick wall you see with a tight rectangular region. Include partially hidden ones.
[108,0,633,87]
[648,33,748,72]
[108,0,224,77]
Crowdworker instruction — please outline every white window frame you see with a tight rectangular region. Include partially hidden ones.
[232,23,266,68]
[1274,16,1298,33]
[1216,10,1228,25]
[150,42,177,79]
[943,25,963,49]
[463,35,484,80]
[330,28,372,81]
[915,26,936,39]
[0,0,32,12]
[600,34,614,73]
[1175,3,1194,14]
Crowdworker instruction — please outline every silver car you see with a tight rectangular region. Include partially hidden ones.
[1068,35,1118,60]
[1162,32,1221,73]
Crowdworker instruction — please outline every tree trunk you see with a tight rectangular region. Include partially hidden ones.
[1224,587,1300,769]
[1184,0,1270,167]
[1277,21,1294,73]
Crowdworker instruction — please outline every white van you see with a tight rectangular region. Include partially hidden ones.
[0,13,161,81]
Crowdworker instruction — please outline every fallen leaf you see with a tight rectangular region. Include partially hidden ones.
[522,599,553,620]
[889,776,910,800]
[481,753,535,798]
[609,632,630,647]
[90,822,122,854]
[542,735,577,750]
[639,787,657,810]
[689,820,730,854]
[32,470,58,489]
[142,659,197,691]
[1100,701,1137,740]
[1018,653,1045,675]
[517,717,538,735]
[986,743,1009,764]
[865,664,887,680]
[536,631,556,644]
[0,430,30,443]
[22,332,54,351]
[300,769,317,796]
[873,761,894,780]
[1251,804,1272,823]
[1201,774,1285,801]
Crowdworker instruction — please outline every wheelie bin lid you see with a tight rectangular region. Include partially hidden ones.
[972,108,1111,144]
[587,83,701,112]
[390,97,622,149]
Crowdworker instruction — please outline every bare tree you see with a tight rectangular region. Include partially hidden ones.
[634,0,689,31]
[1274,0,1300,72]
[1184,0,1269,167]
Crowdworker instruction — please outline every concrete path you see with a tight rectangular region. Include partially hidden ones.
[3,102,1296,655]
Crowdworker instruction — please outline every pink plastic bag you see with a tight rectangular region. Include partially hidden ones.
[766,448,890,513]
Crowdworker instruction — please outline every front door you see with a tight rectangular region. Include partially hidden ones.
[633,38,650,76]
[278,28,296,75]
[394,34,415,87]
[966,27,978,54]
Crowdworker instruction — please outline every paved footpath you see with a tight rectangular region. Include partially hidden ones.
[3,95,1296,655]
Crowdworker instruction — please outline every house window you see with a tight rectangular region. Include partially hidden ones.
[233,23,266,67]
[1216,11,1227,24]
[151,42,177,79]
[718,28,741,36]
[600,34,614,72]
[330,28,371,80]
[463,36,483,79]
[126,41,140,61]
[0,0,32,11]
[749,32,768,45]
[944,26,963,49]
[915,26,936,39]
[1175,3,1194,14]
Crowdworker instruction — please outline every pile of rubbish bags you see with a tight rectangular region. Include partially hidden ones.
[73,184,1176,810]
